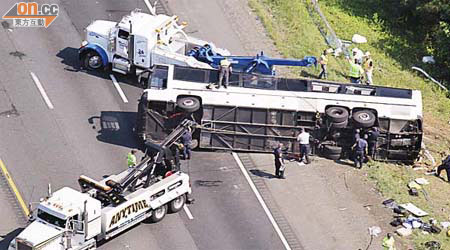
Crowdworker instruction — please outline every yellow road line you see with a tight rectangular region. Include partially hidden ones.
[0,158,30,217]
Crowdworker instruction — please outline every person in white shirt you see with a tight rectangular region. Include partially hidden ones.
[296,128,311,164]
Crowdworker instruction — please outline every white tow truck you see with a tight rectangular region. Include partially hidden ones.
[9,121,195,250]
[78,3,229,76]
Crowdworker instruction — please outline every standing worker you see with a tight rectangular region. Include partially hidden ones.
[348,57,364,84]
[435,154,450,182]
[363,51,374,85]
[181,129,192,160]
[217,58,232,89]
[297,128,311,164]
[368,127,380,159]
[318,49,329,79]
[382,233,396,250]
[352,134,368,169]
[274,143,285,179]
[127,149,137,168]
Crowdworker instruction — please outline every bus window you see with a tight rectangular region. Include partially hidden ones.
[174,66,208,83]
[277,79,308,92]
[375,87,412,99]
[311,82,339,93]
[243,75,275,89]
[150,65,168,89]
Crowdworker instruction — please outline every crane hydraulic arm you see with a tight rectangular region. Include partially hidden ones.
[188,45,317,75]
[78,119,196,206]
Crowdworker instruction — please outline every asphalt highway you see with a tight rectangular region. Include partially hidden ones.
[0,0,284,249]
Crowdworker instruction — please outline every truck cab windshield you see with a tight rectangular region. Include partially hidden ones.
[37,209,67,228]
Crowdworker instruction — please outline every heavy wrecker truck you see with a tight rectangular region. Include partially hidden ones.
[78,3,316,78]
[9,120,195,250]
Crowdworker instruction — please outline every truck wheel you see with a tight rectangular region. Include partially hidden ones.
[169,194,186,213]
[189,139,198,149]
[150,204,167,223]
[352,110,376,128]
[83,51,103,71]
[177,97,200,113]
[326,107,349,123]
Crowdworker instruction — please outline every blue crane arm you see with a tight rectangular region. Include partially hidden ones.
[188,45,317,75]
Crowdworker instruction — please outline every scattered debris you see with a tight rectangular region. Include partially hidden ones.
[368,226,381,236]
[440,221,450,229]
[396,227,412,237]
[351,34,367,44]
[415,178,430,185]
[424,241,441,249]
[400,203,428,217]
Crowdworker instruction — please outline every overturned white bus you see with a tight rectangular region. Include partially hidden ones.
[136,64,423,163]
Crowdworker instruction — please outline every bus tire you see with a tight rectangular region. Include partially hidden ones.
[325,107,349,123]
[326,153,341,160]
[352,110,376,128]
[83,51,103,71]
[330,120,348,129]
[324,145,342,155]
[169,194,186,213]
[150,204,167,223]
[177,97,200,113]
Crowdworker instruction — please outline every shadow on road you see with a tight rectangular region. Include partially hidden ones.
[56,47,141,87]
[0,228,23,249]
[89,111,143,150]
[249,169,276,179]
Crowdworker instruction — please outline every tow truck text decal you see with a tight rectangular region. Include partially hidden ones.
[109,200,149,227]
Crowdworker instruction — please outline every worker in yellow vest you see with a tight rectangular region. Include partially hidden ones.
[363,51,374,85]
[382,233,396,250]
[127,149,137,168]
[217,58,232,89]
[348,57,364,84]
[318,49,329,79]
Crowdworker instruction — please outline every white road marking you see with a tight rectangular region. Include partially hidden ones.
[183,204,194,220]
[232,153,292,250]
[30,72,54,109]
[109,74,129,103]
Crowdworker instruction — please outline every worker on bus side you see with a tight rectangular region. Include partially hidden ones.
[318,49,329,79]
[217,58,232,89]
[348,57,364,84]
[363,51,374,85]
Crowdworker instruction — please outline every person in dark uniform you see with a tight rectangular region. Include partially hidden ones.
[353,134,368,169]
[368,127,380,159]
[436,155,450,182]
[274,143,285,179]
[181,129,192,160]
[354,128,361,142]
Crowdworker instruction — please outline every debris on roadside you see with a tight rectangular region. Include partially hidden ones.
[400,203,428,217]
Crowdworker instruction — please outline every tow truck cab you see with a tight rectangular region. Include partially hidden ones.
[9,187,100,250]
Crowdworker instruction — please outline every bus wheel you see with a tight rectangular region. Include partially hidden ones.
[169,194,186,213]
[330,120,348,129]
[177,97,200,113]
[352,110,376,128]
[326,107,349,123]
[150,204,167,223]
